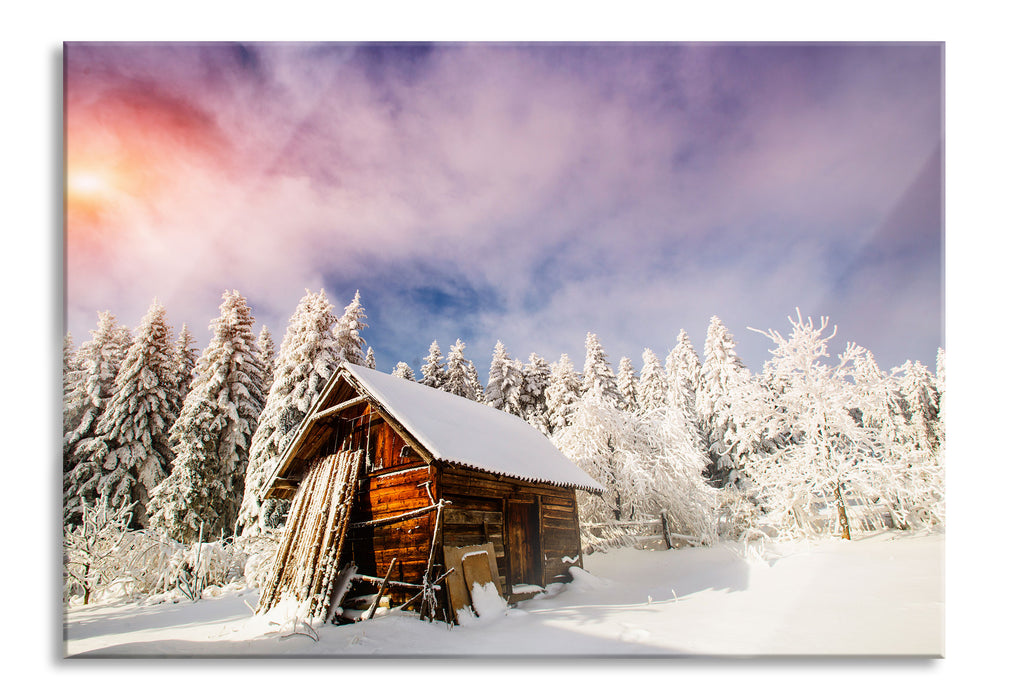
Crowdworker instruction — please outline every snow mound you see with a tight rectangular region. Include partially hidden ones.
[566,566,611,592]
[456,582,523,626]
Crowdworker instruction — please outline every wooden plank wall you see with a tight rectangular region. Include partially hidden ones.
[437,464,583,591]
[346,417,436,602]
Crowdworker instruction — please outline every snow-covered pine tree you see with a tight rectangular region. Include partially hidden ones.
[420,341,446,389]
[896,360,941,463]
[732,312,881,540]
[147,290,266,543]
[520,353,552,434]
[552,391,640,525]
[935,347,945,460]
[465,360,484,402]
[554,335,644,529]
[847,346,943,529]
[935,348,945,399]
[666,329,701,419]
[581,333,620,405]
[63,332,78,398]
[544,353,582,434]
[392,361,416,381]
[696,317,750,487]
[365,347,376,370]
[237,290,341,536]
[443,339,478,400]
[616,356,639,413]
[63,333,81,447]
[64,312,131,526]
[334,290,369,366]
[174,323,198,402]
[484,340,524,415]
[851,347,909,463]
[73,301,182,528]
[637,348,669,412]
[258,326,276,389]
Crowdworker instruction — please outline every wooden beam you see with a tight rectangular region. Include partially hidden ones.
[352,574,438,591]
[310,395,368,422]
[348,501,448,529]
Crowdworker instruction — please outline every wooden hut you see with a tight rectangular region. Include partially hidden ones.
[259,362,603,621]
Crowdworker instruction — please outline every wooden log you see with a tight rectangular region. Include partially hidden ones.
[309,395,368,422]
[349,502,442,529]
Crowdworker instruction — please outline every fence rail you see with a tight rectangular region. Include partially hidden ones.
[581,513,701,550]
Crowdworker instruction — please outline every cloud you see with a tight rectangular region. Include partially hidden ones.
[64,43,943,374]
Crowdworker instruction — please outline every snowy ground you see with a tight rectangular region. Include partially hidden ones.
[64,530,943,658]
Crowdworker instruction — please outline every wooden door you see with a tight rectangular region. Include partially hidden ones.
[506,500,541,589]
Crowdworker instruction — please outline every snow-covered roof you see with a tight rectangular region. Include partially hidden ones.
[342,364,602,492]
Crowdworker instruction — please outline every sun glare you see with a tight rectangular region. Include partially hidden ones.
[68,169,111,200]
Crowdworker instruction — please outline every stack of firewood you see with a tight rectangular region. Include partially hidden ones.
[256,449,363,620]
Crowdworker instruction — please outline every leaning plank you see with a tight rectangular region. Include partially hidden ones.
[256,450,363,619]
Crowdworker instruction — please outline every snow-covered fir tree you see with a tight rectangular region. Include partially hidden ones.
[365,347,376,370]
[696,317,750,487]
[73,301,181,528]
[935,348,945,399]
[581,333,620,405]
[544,353,582,434]
[846,346,942,529]
[666,329,701,419]
[258,326,276,389]
[334,290,369,366]
[64,312,131,526]
[465,360,484,402]
[850,347,909,464]
[637,348,669,412]
[555,335,638,527]
[147,291,266,543]
[63,333,81,449]
[484,340,524,416]
[520,353,552,434]
[616,356,639,413]
[419,341,446,389]
[237,290,340,536]
[63,332,78,398]
[553,392,642,524]
[935,347,945,461]
[174,323,198,402]
[443,339,479,400]
[392,361,416,381]
[896,360,941,463]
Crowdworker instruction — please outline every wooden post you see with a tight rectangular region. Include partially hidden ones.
[420,500,446,621]
[659,511,674,550]
[364,558,397,621]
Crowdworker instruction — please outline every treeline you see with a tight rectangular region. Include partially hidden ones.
[64,289,944,555]
[407,312,944,544]
[63,289,370,541]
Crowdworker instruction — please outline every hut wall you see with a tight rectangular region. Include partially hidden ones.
[437,464,583,592]
[339,409,436,599]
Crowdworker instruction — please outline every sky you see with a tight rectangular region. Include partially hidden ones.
[64,42,943,377]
